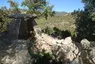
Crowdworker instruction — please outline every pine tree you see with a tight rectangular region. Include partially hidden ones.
[82,0,95,20]
[8,0,20,13]
[22,0,55,19]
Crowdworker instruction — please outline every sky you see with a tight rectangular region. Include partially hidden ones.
[0,0,84,12]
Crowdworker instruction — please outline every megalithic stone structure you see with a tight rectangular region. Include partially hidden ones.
[7,14,37,40]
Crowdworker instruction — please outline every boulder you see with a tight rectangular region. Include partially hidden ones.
[89,47,95,63]
[80,39,95,64]
[35,33,81,64]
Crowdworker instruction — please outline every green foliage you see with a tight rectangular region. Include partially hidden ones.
[30,50,63,64]
[82,0,95,10]
[72,10,95,41]
[82,0,95,21]
[22,0,55,19]
[7,0,20,13]
[42,26,54,35]
[70,0,95,41]
[72,0,95,41]
[36,14,76,38]
[42,27,71,39]
[22,0,47,10]
[0,8,11,32]
[42,5,55,19]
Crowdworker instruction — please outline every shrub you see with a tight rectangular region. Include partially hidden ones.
[72,10,95,41]
[42,27,71,39]
[31,50,63,64]
[42,26,54,35]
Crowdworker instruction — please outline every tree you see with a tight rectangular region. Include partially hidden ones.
[7,0,20,13]
[71,6,95,41]
[22,0,55,19]
[82,0,95,9]
[82,0,95,20]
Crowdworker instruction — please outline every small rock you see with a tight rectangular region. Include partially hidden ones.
[81,39,91,49]
[5,58,11,64]
[64,37,72,44]
[6,48,12,53]
[90,47,95,63]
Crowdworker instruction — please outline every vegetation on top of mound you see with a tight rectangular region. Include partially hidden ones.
[36,14,76,38]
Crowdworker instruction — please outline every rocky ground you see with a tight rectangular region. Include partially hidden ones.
[0,32,95,64]
[34,33,95,64]
[0,40,31,64]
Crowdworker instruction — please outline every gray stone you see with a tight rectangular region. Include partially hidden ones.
[81,39,91,49]
[1,40,31,64]
[90,47,95,63]
[35,34,81,64]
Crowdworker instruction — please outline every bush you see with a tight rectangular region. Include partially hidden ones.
[42,27,71,39]
[30,50,63,64]
[72,10,95,41]
[42,26,54,35]
[0,9,11,32]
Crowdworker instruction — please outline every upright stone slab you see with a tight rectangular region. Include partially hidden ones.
[8,19,22,40]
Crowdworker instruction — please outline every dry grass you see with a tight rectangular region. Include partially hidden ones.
[36,14,76,34]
